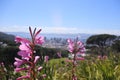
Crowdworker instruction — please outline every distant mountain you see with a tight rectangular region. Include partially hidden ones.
[6,32,92,40]
[0,32,15,41]
[7,32,30,38]
[5,32,92,48]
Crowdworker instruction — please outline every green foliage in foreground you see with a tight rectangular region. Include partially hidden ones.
[0,46,68,66]
[42,54,120,80]
[0,53,120,80]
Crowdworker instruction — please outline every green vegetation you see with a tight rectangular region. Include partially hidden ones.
[0,33,120,80]
[0,32,16,46]
[112,40,120,52]
[0,53,120,80]
[45,54,120,80]
[86,34,117,47]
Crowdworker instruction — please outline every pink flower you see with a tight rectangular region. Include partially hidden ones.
[38,66,43,71]
[42,74,46,78]
[35,36,44,45]
[15,67,29,72]
[67,39,85,54]
[19,42,31,53]
[72,76,77,80]
[67,38,85,80]
[103,55,107,59]
[44,56,49,62]
[14,58,24,68]
[97,55,102,59]
[17,75,30,80]
[15,36,30,44]
[33,29,44,45]
[67,39,74,53]
[57,52,62,58]
[98,55,107,60]
[76,57,84,60]
[14,27,45,79]
[0,62,4,66]
[34,56,40,63]
[18,51,30,60]
[65,59,73,62]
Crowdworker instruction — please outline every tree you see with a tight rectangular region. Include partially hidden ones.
[86,34,117,56]
[112,40,120,52]
[0,32,16,46]
[86,34,117,47]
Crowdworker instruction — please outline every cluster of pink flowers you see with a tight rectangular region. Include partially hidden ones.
[67,38,86,60]
[67,38,86,80]
[14,27,44,80]
[97,55,107,60]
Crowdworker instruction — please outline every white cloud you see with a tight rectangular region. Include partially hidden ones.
[0,25,120,35]
[83,29,120,35]
[93,29,120,35]
[0,25,29,32]
[0,26,79,33]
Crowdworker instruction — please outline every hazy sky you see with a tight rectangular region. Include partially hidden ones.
[0,0,120,34]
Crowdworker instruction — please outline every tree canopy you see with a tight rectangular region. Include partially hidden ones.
[112,40,120,52]
[86,34,117,47]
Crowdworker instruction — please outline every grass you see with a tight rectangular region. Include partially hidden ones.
[43,53,120,80]
[0,53,120,80]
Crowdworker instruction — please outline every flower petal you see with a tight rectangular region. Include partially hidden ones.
[15,67,29,72]
[38,66,43,71]
[35,36,44,45]
[44,56,49,62]
[17,75,30,80]
[19,43,31,53]
[15,36,30,44]
[14,58,23,67]
[34,56,40,63]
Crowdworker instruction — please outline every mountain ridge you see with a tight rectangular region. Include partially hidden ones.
[6,32,92,40]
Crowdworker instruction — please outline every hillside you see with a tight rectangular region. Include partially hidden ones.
[0,32,15,45]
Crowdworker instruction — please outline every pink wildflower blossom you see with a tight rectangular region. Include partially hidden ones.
[17,50,31,60]
[15,36,30,44]
[67,38,85,60]
[34,56,40,63]
[57,52,62,58]
[15,67,29,72]
[44,56,49,62]
[76,57,85,60]
[72,76,77,80]
[67,39,85,54]
[67,38,85,80]
[14,27,45,79]
[38,66,43,71]
[103,55,107,59]
[35,36,44,45]
[17,75,30,80]
[98,55,107,60]
[19,42,31,52]
[14,58,26,68]
[42,74,46,78]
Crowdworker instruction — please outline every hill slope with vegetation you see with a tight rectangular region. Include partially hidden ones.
[0,32,16,46]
